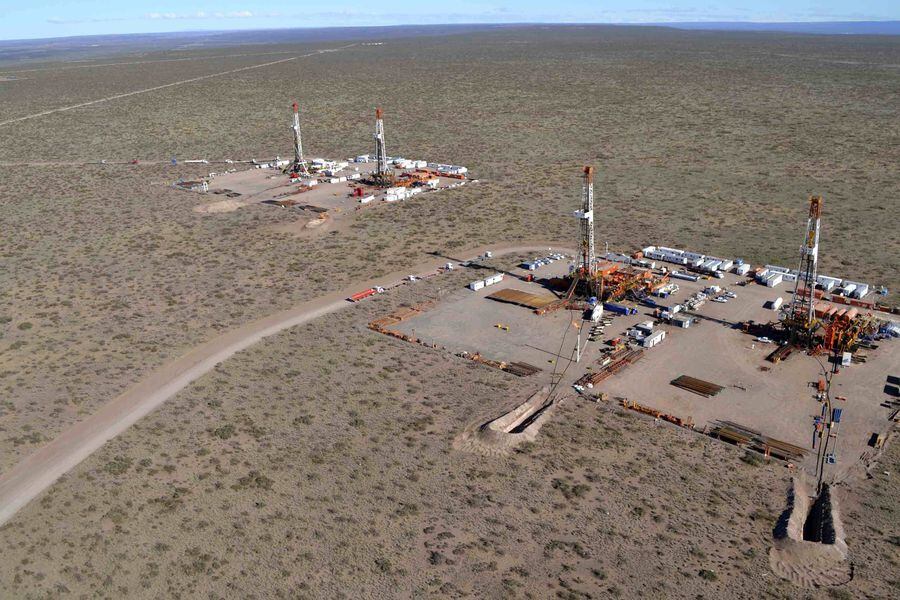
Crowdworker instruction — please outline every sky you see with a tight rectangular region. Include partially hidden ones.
[0,1,897,41]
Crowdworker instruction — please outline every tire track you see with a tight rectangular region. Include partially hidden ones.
[0,242,568,527]
[0,50,296,75]
[0,44,356,128]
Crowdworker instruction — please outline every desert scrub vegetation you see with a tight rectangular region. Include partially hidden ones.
[1,25,898,599]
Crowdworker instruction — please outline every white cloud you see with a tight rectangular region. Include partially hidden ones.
[145,10,264,21]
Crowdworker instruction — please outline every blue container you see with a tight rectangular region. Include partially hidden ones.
[603,302,629,315]
[832,408,843,423]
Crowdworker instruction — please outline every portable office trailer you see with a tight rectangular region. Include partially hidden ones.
[670,271,699,282]
[642,330,666,348]
[817,277,839,291]
[765,265,791,274]
[840,283,857,296]
[468,280,485,291]
[636,321,654,334]
[766,273,784,287]
[734,263,751,276]
[719,260,734,272]
[658,246,684,256]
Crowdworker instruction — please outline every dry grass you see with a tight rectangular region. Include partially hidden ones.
[0,25,897,597]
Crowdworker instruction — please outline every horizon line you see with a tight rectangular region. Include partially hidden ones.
[2,20,899,44]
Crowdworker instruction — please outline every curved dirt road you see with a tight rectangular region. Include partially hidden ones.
[0,242,568,526]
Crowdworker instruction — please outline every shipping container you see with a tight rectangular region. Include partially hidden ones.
[604,302,637,315]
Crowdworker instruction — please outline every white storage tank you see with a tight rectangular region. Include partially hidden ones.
[769,297,784,310]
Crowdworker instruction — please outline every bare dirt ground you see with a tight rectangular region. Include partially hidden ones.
[0,244,554,527]
[0,24,897,598]
[0,266,896,598]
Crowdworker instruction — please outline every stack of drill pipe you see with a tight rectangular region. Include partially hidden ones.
[670,375,725,397]
[576,349,644,386]
[504,362,541,377]
[766,344,793,363]
[709,420,807,462]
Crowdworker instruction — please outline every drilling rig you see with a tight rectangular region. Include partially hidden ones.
[573,165,600,298]
[289,102,308,176]
[784,196,822,347]
[536,167,601,315]
[370,107,395,186]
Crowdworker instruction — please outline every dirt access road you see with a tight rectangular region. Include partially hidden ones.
[0,44,357,128]
[0,242,567,527]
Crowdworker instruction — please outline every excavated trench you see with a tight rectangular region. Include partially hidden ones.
[769,477,852,588]
[453,387,557,456]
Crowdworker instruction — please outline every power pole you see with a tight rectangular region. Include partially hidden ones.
[786,196,822,346]
[290,102,308,176]
[374,107,388,181]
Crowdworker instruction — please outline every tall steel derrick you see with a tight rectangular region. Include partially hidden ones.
[786,196,823,346]
[577,166,596,278]
[290,102,308,176]
[373,107,391,184]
